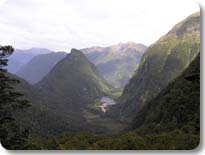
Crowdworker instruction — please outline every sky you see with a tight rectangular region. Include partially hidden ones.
[0,0,200,52]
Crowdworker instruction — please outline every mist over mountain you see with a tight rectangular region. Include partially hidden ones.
[82,42,147,88]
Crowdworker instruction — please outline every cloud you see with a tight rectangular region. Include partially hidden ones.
[0,0,199,51]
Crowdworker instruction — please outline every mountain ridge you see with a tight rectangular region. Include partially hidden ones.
[82,42,147,88]
[6,48,54,73]
[16,52,67,84]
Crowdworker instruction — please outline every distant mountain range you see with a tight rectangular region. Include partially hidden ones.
[6,48,53,73]
[7,43,146,88]
[82,42,147,88]
[16,52,67,84]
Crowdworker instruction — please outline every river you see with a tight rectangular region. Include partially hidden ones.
[98,97,116,112]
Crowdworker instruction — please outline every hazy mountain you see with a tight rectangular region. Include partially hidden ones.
[82,42,147,88]
[133,54,199,134]
[6,48,53,73]
[111,12,200,122]
[16,52,67,84]
[8,43,146,88]
[5,58,24,74]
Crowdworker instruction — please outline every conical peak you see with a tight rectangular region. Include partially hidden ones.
[68,48,86,58]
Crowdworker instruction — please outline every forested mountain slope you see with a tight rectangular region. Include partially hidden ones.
[133,54,200,133]
[112,12,200,122]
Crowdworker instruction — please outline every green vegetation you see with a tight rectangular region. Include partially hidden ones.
[0,45,30,149]
[133,54,200,134]
[36,49,112,100]
[27,130,199,150]
[3,48,125,137]
[17,48,120,136]
[26,53,200,150]
[115,11,200,122]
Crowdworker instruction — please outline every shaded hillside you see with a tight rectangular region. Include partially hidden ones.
[133,54,200,133]
[9,71,111,135]
[16,52,67,84]
[112,12,200,122]
[82,42,147,88]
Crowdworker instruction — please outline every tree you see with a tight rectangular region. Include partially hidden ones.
[0,45,30,149]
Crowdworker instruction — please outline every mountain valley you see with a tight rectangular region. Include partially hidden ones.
[0,11,200,150]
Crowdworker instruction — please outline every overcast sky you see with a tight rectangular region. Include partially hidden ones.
[0,0,199,51]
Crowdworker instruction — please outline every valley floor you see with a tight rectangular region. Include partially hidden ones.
[83,96,128,133]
